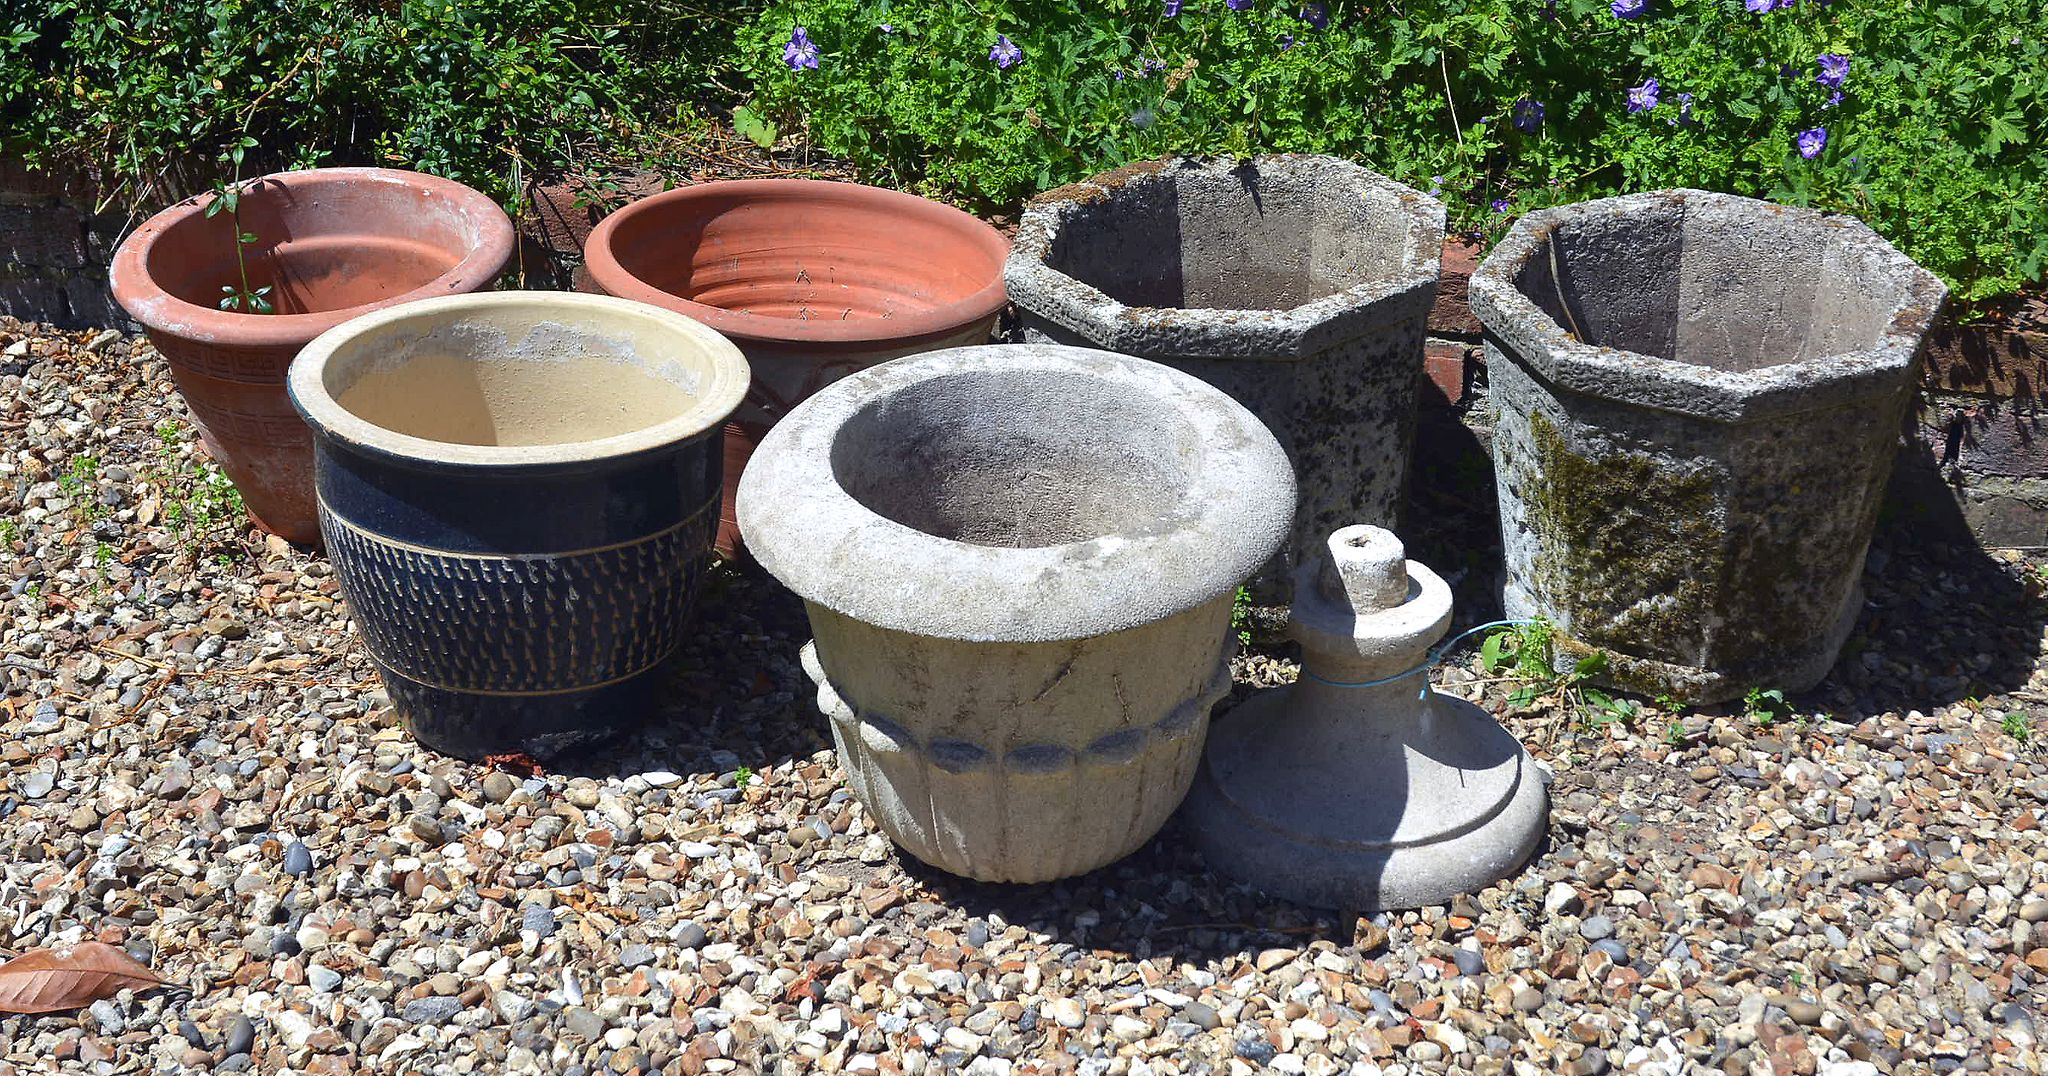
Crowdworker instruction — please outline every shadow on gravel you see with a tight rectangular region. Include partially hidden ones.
[1816,447,2048,719]
[537,562,831,781]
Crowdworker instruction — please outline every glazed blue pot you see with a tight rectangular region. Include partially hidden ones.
[288,292,750,759]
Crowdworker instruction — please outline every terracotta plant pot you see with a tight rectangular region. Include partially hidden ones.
[737,344,1295,882]
[110,167,516,544]
[287,292,749,760]
[582,178,1010,558]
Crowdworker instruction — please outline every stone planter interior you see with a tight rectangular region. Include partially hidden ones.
[1508,196,1909,373]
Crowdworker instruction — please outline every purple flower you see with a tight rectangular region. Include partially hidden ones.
[989,34,1023,69]
[1744,0,1772,11]
[1227,0,1253,10]
[1512,98,1545,133]
[1824,90,1843,108]
[879,23,893,33]
[1279,33,1296,49]
[1145,57,1167,74]
[1300,2,1329,29]
[1816,54,1850,89]
[1611,0,1648,18]
[782,25,820,71]
[1164,0,1183,14]
[1627,77,1659,113]
[1428,175,1444,196]
[1492,198,1511,214]
[1796,126,1827,159]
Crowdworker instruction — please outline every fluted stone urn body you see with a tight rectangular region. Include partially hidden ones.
[1471,190,1948,703]
[1005,156,1444,592]
[289,292,749,759]
[737,344,1294,882]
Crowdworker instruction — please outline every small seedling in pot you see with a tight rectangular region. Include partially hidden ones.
[207,138,274,314]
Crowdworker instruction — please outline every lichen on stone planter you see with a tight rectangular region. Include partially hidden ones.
[110,167,516,544]
[582,179,1010,560]
[1469,190,1949,703]
[1004,156,1444,591]
[288,292,749,760]
[1182,525,1547,910]
[736,343,1295,883]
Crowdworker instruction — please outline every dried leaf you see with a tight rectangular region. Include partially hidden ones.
[0,941,165,1014]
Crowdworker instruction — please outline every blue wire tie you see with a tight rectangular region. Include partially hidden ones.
[1298,618,1541,700]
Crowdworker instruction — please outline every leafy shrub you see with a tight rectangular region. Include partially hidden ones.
[738,0,2046,300]
[0,0,739,210]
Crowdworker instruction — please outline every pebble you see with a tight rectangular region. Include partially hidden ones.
[224,1014,256,1056]
[401,996,465,1026]
[282,839,313,876]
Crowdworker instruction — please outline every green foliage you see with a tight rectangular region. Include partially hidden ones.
[2004,710,2034,745]
[154,421,246,559]
[1744,685,1791,726]
[1231,585,1253,648]
[1480,619,1644,730]
[734,765,757,788]
[739,0,2046,298]
[0,0,739,210]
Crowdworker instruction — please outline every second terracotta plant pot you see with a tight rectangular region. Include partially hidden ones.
[582,179,1010,558]
[110,167,516,544]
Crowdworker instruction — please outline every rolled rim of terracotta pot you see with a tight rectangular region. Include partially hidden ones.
[735,343,1296,642]
[583,178,1010,347]
[288,291,751,470]
[110,167,516,350]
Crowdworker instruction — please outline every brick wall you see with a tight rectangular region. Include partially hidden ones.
[0,159,145,329]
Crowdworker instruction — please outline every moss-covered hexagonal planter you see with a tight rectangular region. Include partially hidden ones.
[1470,190,1947,704]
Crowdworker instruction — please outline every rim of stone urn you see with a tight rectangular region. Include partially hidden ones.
[735,343,1297,643]
[1468,189,1950,424]
[288,291,751,470]
[1003,155,1447,360]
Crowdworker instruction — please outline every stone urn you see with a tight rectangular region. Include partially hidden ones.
[736,343,1294,883]
[582,179,1010,560]
[1004,156,1444,591]
[1470,190,1948,703]
[287,292,749,759]
[110,167,516,544]
[1182,525,1547,910]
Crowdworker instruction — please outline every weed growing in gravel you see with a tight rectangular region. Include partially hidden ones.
[2004,710,2034,745]
[0,518,18,546]
[58,453,103,521]
[1664,719,1688,747]
[1231,585,1253,648]
[153,421,247,560]
[1478,619,1637,734]
[1744,686,1791,726]
[734,765,757,788]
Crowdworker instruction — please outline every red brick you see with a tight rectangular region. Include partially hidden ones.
[1421,341,1473,407]
[1921,318,2048,400]
[1428,237,1483,336]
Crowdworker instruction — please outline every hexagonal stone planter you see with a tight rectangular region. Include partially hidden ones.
[737,344,1294,882]
[1005,156,1444,589]
[1470,190,1948,703]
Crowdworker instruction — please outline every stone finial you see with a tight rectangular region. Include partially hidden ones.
[1315,525,1409,613]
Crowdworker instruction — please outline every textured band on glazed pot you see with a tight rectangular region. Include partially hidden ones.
[1469,189,1948,704]
[736,344,1295,883]
[110,167,516,544]
[1004,156,1444,595]
[582,178,1010,560]
[288,292,749,760]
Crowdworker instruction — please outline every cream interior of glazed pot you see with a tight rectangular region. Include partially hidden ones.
[322,308,719,449]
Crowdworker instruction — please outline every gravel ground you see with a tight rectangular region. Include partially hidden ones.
[1,316,2045,1076]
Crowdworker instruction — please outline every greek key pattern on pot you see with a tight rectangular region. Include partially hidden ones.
[320,503,716,694]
